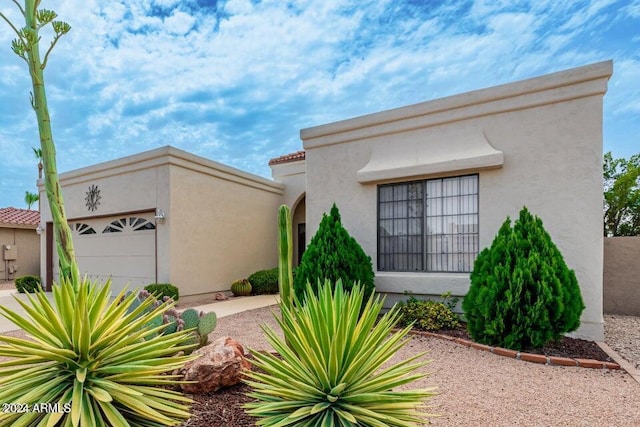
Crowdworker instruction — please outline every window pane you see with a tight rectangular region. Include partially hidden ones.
[393,185,407,201]
[378,175,478,273]
[394,201,407,218]
[380,186,393,202]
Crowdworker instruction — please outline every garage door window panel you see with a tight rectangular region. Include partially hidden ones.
[103,217,155,233]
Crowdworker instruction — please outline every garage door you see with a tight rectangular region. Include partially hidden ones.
[53,214,156,294]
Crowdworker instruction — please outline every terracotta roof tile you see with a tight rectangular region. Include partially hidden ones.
[0,207,40,227]
[268,150,305,166]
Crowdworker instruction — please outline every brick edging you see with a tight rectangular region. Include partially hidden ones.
[406,329,621,370]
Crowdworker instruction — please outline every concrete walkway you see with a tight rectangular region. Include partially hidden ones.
[0,289,279,334]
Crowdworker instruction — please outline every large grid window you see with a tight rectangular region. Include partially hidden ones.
[378,174,479,273]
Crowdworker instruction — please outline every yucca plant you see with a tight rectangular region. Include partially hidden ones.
[0,277,197,427]
[244,280,436,426]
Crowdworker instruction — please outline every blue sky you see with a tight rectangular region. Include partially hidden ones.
[1,0,639,209]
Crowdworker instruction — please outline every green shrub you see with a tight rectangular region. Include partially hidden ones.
[293,203,375,301]
[398,297,460,331]
[248,267,298,295]
[0,277,196,426]
[14,275,41,293]
[144,282,179,301]
[245,280,436,425]
[248,268,279,294]
[462,207,585,350]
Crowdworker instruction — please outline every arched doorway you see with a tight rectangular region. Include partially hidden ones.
[292,195,306,266]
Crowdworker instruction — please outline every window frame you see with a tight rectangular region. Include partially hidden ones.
[377,173,479,273]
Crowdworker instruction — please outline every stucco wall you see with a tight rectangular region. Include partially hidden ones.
[0,226,40,280]
[604,237,640,315]
[168,159,283,294]
[39,146,284,295]
[39,150,169,291]
[301,61,612,341]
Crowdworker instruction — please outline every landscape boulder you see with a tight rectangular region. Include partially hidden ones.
[177,336,251,394]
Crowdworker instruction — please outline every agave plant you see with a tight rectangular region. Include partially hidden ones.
[0,277,197,427]
[244,280,436,426]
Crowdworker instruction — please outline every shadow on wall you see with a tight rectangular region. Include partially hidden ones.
[604,237,640,316]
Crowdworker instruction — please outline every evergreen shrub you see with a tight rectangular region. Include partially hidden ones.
[293,204,375,301]
[397,297,459,331]
[144,283,179,301]
[462,207,585,350]
[15,275,41,293]
[248,268,279,294]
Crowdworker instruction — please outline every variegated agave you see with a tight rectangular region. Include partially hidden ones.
[0,277,197,427]
[244,280,437,426]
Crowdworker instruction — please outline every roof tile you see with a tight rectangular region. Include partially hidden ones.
[0,207,40,227]
[268,150,305,166]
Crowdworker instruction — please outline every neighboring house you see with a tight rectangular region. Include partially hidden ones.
[0,207,41,280]
[39,60,611,341]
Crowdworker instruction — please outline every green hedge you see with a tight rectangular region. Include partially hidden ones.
[397,297,459,331]
[247,268,278,295]
[15,275,42,293]
[144,283,179,301]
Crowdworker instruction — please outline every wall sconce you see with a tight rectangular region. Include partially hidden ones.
[154,208,166,223]
[36,224,44,235]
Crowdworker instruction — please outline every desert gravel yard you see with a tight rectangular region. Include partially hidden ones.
[214,306,640,427]
[1,300,639,426]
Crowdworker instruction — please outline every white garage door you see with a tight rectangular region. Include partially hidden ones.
[53,214,156,294]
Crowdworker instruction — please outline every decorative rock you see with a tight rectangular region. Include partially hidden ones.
[177,336,251,394]
[214,292,228,301]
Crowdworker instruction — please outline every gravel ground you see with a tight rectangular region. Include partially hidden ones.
[1,295,639,425]
[214,306,640,426]
[605,314,640,370]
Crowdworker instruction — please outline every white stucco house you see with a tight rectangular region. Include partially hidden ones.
[39,60,612,340]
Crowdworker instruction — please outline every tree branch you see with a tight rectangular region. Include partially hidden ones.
[0,11,24,39]
[11,0,25,16]
[41,35,61,70]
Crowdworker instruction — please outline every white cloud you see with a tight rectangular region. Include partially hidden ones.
[164,10,196,35]
[0,0,638,207]
[624,0,640,17]
[224,0,254,15]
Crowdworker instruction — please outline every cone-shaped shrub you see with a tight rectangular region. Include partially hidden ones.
[462,207,585,350]
[293,203,375,302]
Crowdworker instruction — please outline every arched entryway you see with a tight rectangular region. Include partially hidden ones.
[292,195,306,266]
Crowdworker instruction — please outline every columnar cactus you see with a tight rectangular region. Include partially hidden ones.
[278,205,294,311]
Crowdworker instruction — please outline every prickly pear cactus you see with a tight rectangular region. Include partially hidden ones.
[181,308,200,330]
[198,312,217,336]
[126,293,142,315]
[144,314,164,340]
[163,314,178,335]
[184,331,203,352]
